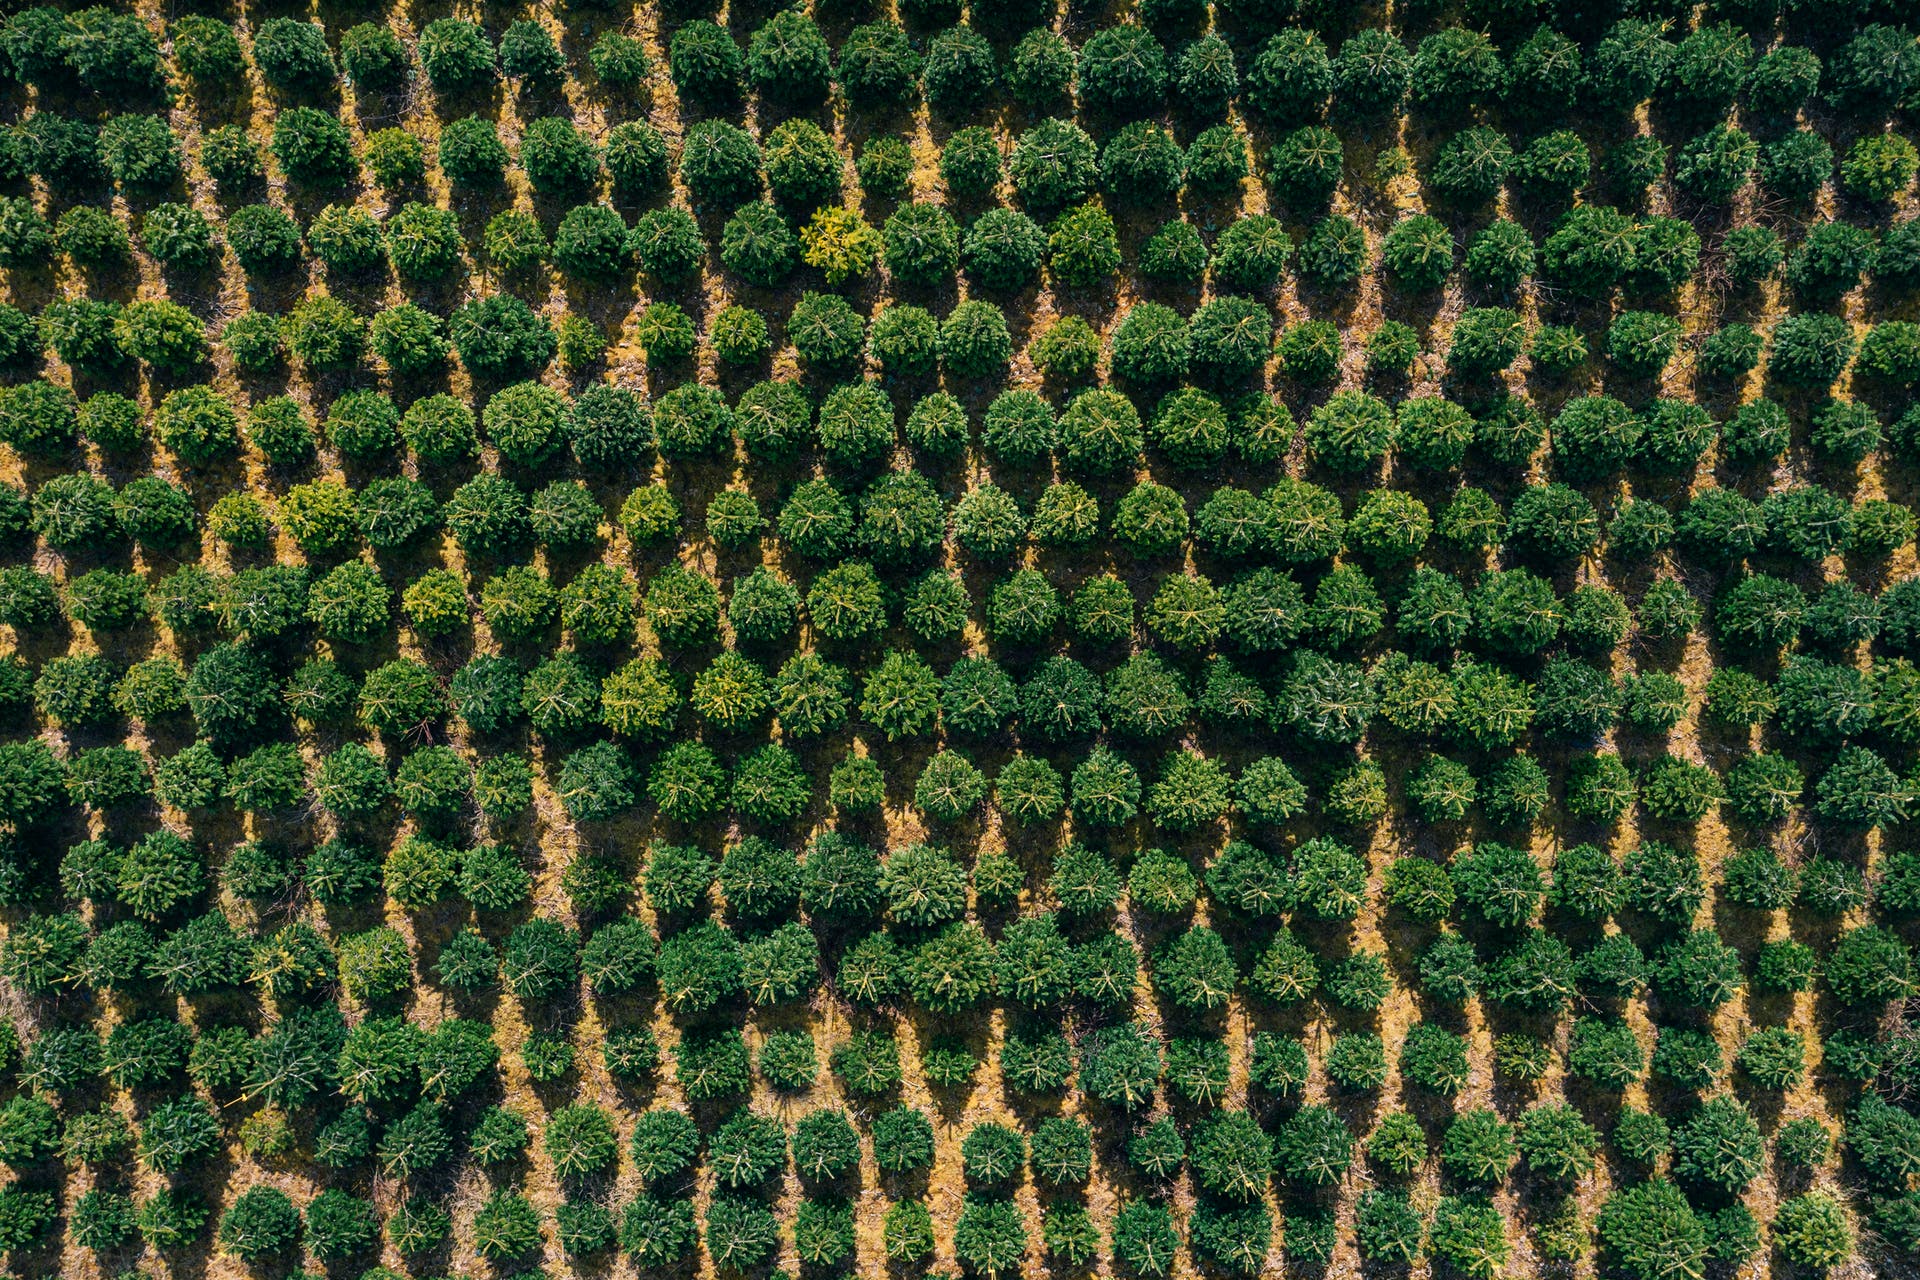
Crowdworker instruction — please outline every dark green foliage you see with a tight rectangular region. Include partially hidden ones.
[839,22,919,106]
[619,1195,696,1266]
[1382,214,1453,290]
[0,4,1899,1259]
[1441,1109,1513,1185]
[1077,25,1165,115]
[1399,1023,1470,1094]
[669,19,740,101]
[1650,1025,1723,1090]
[419,18,494,93]
[625,1108,699,1183]
[923,27,996,116]
[424,120,505,194]
[940,126,1001,200]
[1425,127,1509,208]
[1268,126,1341,210]
[1597,1180,1705,1280]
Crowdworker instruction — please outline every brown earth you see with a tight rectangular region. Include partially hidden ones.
[5,3,1919,1280]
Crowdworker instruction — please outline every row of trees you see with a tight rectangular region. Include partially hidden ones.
[0,861,1908,1270]
[11,829,1916,1011]
[0,1057,1871,1274]
[16,4,1912,135]
[9,360,1919,518]
[8,646,1918,829]
[11,228,1920,391]
[0,1079,1876,1272]
[12,105,1917,283]
[12,135,1918,349]
[0,3,1912,1276]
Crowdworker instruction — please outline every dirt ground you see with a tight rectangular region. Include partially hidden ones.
[5,3,1918,1280]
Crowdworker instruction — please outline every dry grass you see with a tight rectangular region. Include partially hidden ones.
[3,3,1918,1280]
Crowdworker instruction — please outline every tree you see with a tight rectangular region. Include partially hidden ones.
[940,126,1001,200]
[252,18,335,93]
[1816,747,1909,828]
[942,300,1012,379]
[1268,1104,1350,1189]
[757,119,839,214]
[823,1027,897,1096]
[1670,1098,1763,1195]
[1826,926,1913,1005]
[955,1122,1024,1188]
[67,1187,136,1252]
[1648,1023,1722,1090]
[963,209,1046,292]
[141,202,216,271]
[1822,22,1917,111]
[1047,202,1121,286]
[594,120,669,197]
[333,20,407,88]
[497,18,562,86]
[1440,1110,1514,1186]
[437,117,509,189]
[862,305,933,379]
[800,205,885,286]
[1775,1193,1852,1270]
[920,26,995,115]
[218,1187,300,1261]
[451,294,554,380]
[418,21,497,93]
[0,1184,53,1252]
[878,1199,938,1266]
[838,21,919,106]
[98,114,182,193]
[611,1108,698,1190]
[672,1029,749,1101]
[1418,1197,1504,1278]
[1736,1025,1805,1090]
[1846,1095,1920,1201]
[954,1194,1025,1276]
[910,750,985,824]
[883,202,959,287]
[519,117,598,197]
[377,1196,452,1258]
[549,205,628,280]
[1770,312,1855,388]
[618,1195,696,1266]
[767,1108,854,1187]
[40,300,119,380]
[537,1104,616,1182]
[1144,217,1215,280]
[168,13,243,86]
[0,1092,54,1170]
[472,1190,541,1263]
[1788,222,1876,305]
[1597,1181,1705,1280]
[1243,29,1328,122]
[784,1197,852,1269]
[113,298,209,377]
[654,922,741,1012]
[1398,1023,1469,1093]
[667,17,740,100]
[1102,121,1183,204]
[1319,948,1382,1010]
[266,106,355,188]
[1277,319,1340,384]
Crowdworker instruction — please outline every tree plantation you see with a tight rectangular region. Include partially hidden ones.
[0,0,1912,1278]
